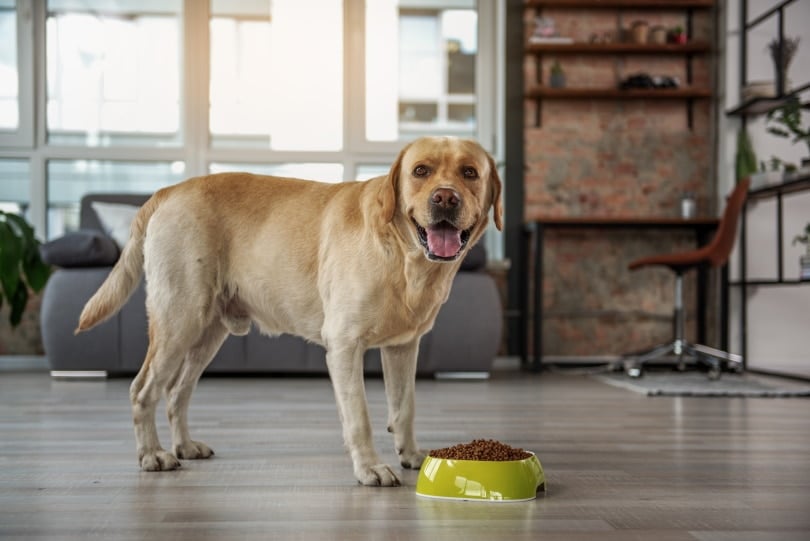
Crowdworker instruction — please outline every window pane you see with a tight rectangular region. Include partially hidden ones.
[210,0,343,151]
[209,162,343,183]
[46,1,182,146]
[0,0,18,130]
[366,0,477,142]
[47,160,185,238]
[356,164,389,181]
[0,158,29,216]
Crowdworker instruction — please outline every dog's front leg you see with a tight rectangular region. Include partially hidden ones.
[325,342,400,486]
[381,339,425,470]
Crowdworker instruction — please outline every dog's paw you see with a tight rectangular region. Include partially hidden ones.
[174,440,214,460]
[355,463,401,487]
[398,448,427,470]
[139,449,181,471]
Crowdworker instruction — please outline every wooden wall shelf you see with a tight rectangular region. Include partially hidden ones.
[527,87,712,99]
[526,42,711,55]
[524,0,715,128]
[526,0,713,8]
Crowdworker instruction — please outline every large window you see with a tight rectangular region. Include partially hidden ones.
[366,1,478,141]
[210,0,343,151]
[46,0,182,146]
[0,0,18,131]
[0,0,499,245]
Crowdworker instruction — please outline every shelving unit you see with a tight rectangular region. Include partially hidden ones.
[524,0,714,127]
[725,0,807,118]
[734,174,810,366]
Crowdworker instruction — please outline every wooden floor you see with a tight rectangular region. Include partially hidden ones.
[1,365,810,541]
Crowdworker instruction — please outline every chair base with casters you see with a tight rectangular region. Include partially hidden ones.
[622,179,750,380]
[622,270,743,380]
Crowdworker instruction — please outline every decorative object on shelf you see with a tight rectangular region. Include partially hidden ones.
[735,127,758,182]
[619,73,679,90]
[792,223,810,281]
[766,95,810,158]
[549,60,566,88]
[630,20,649,44]
[668,26,687,44]
[650,25,667,45]
[750,156,788,189]
[0,211,51,328]
[767,36,800,91]
[680,192,696,218]
[741,80,776,101]
[529,16,572,44]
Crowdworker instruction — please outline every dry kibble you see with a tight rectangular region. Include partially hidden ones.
[429,439,532,461]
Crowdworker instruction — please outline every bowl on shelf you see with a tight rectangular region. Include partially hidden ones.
[415,452,545,502]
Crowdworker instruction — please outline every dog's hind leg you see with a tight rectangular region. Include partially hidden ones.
[381,339,425,470]
[165,320,229,461]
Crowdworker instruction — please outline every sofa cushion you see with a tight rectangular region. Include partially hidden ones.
[460,243,487,271]
[91,201,140,249]
[39,229,119,267]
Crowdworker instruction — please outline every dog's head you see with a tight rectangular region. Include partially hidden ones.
[380,136,503,262]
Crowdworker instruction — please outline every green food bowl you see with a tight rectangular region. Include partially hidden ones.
[416,452,545,502]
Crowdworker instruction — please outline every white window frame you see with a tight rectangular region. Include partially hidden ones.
[0,0,34,148]
[0,0,502,246]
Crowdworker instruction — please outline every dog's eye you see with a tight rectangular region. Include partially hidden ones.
[413,165,430,178]
[462,166,478,179]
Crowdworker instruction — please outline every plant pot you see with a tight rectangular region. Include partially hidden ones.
[650,26,667,44]
[550,72,566,88]
[800,255,810,281]
[631,21,649,44]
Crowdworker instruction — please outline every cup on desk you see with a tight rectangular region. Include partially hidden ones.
[680,193,696,219]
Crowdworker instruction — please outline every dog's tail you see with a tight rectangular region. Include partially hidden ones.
[75,191,166,334]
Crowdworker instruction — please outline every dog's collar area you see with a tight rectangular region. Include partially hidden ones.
[413,219,471,262]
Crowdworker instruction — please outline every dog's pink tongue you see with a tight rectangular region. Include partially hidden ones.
[427,225,462,258]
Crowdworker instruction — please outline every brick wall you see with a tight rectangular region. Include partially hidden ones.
[523,5,717,356]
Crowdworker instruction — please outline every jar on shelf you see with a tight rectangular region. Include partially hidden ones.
[631,21,649,44]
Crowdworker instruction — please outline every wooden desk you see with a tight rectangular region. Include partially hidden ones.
[522,217,721,371]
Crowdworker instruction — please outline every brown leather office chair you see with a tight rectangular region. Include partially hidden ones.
[623,178,750,379]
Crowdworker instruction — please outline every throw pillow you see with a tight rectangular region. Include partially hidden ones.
[91,201,139,249]
[39,229,119,268]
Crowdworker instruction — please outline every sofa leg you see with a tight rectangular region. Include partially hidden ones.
[50,370,108,380]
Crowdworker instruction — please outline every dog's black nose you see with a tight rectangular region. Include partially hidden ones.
[431,188,461,210]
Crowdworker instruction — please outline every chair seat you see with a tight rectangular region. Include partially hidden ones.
[628,244,713,273]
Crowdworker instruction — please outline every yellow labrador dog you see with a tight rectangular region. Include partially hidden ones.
[76,136,502,486]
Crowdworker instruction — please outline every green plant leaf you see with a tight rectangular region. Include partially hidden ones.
[8,280,28,328]
[23,243,51,293]
[0,220,22,301]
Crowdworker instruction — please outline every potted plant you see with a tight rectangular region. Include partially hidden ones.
[794,222,810,281]
[549,60,566,88]
[735,127,758,182]
[0,211,51,328]
[668,25,687,44]
[766,95,810,169]
[767,36,800,92]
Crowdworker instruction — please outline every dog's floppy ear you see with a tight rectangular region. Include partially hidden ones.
[380,144,408,225]
[487,154,503,231]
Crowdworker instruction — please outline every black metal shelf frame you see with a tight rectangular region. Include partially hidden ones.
[738,173,810,364]
[726,0,807,117]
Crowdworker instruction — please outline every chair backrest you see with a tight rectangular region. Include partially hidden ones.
[706,177,750,268]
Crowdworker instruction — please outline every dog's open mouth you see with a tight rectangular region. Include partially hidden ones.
[413,219,472,261]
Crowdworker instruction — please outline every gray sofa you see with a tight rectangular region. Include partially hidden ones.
[40,193,503,378]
